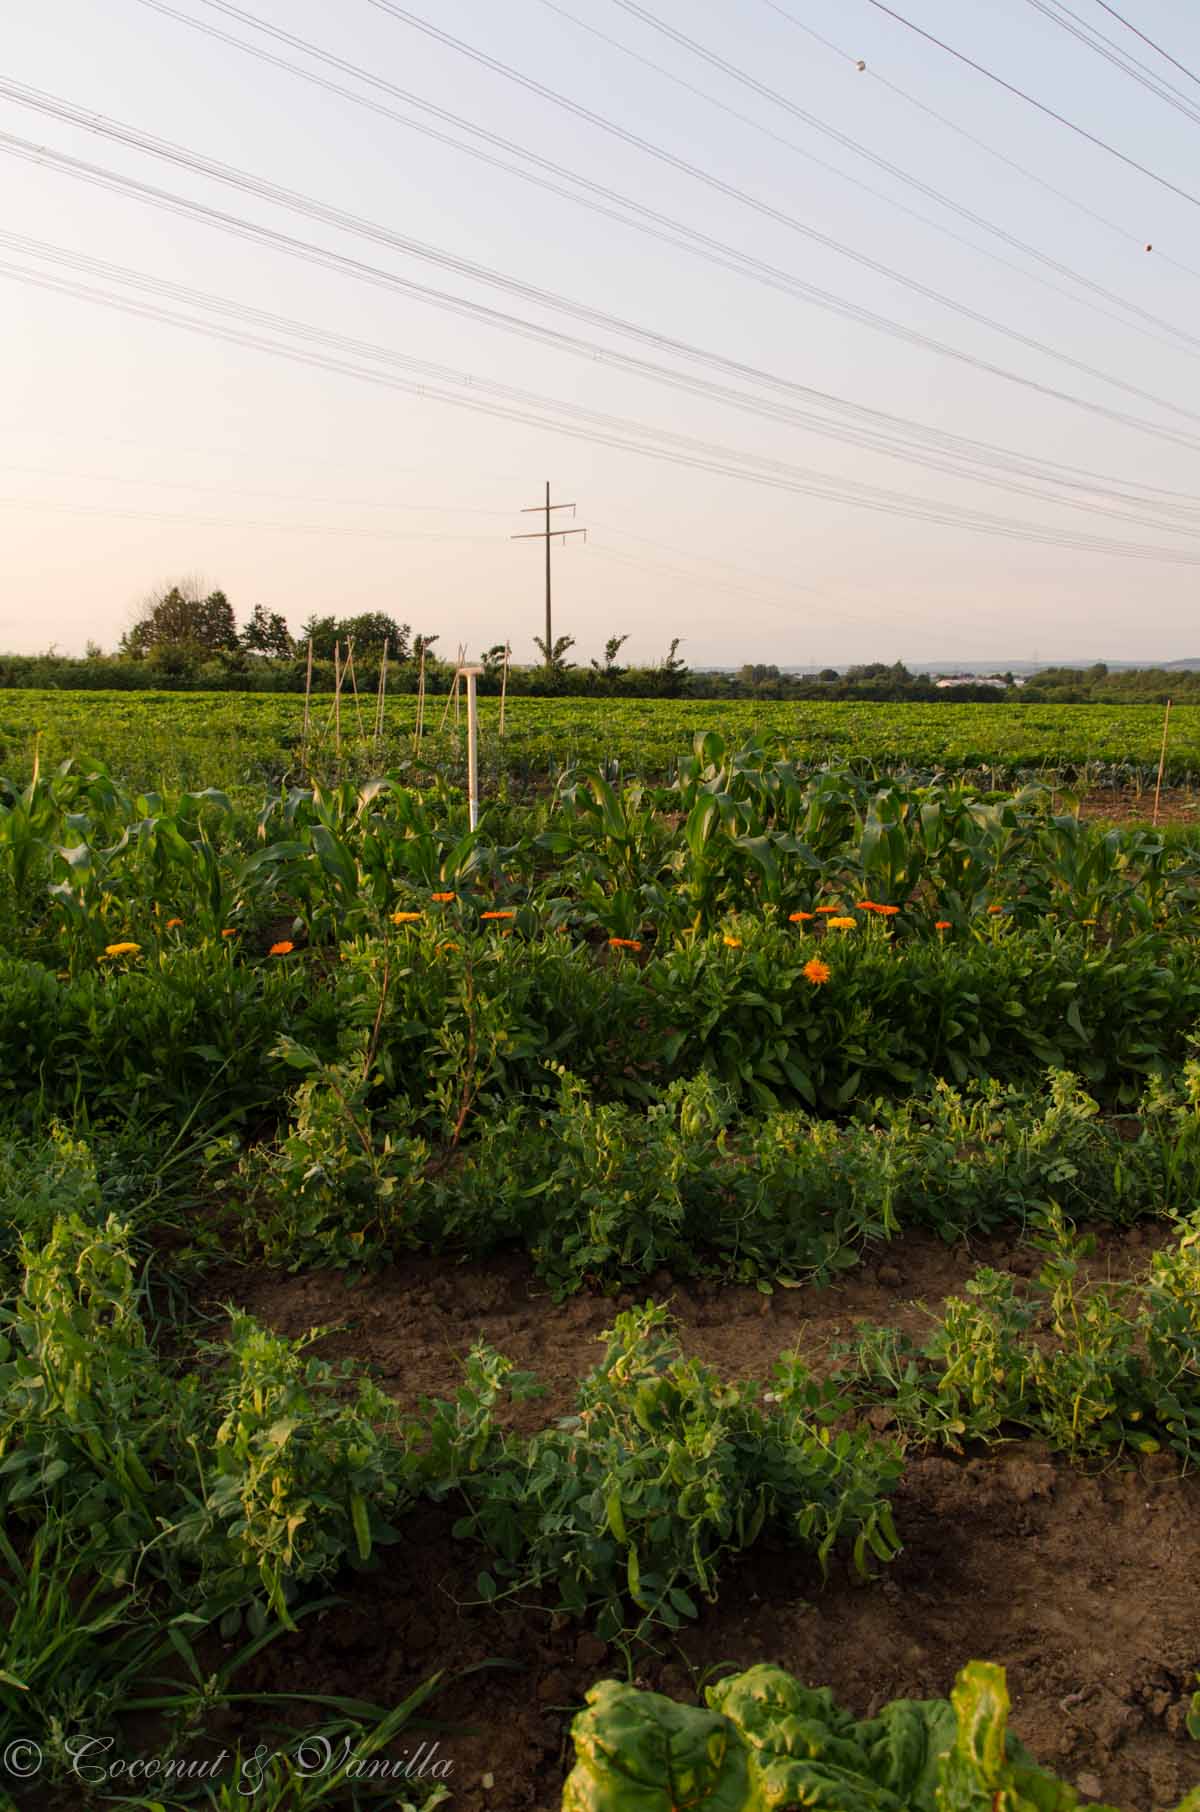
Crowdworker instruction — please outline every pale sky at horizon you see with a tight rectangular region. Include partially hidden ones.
[4,0,1200,666]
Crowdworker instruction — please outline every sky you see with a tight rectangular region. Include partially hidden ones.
[3,0,1200,667]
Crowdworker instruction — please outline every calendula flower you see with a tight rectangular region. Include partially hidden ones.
[608,936,643,951]
[803,958,831,985]
[165,917,183,929]
[935,920,952,932]
[855,900,877,911]
[875,904,900,917]
[723,935,743,948]
[481,910,516,920]
[269,941,294,956]
[101,941,140,958]
[827,916,857,931]
[815,904,843,915]
[987,904,1004,915]
[431,891,456,903]
[439,940,460,952]
[221,928,237,938]
[788,911,814,922]
[392,911,423,924]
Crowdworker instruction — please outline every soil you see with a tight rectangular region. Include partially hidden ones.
[188,1225,1200,1811]
[1073,787,1200,827]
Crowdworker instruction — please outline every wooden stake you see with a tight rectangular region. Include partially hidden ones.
[301,635,314,768]
[334,641,342,758]
[1153,698,1172,828]
[375,637,389,749]
[499,640,510,736]
[344,638,368,750]
[415,646,426,753]
[439,644,465,734]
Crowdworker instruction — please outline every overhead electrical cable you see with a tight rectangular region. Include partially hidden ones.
[575,0,1200,350]
[8,147,1200,535]
[758,0,1200,282]
[1088,0,1200,91]
[855,0,1200,210]
[5,252,1200,564]
[1020,0,1200,126]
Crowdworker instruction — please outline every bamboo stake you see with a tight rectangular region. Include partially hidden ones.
[499,641,510,736]
[374,637,389,749]
[439,644,465,734]
[344,638,368,750]
[415,646,426,753]
[301,635,314,767]
[1152,698,1172,828]
[334,641,342,758]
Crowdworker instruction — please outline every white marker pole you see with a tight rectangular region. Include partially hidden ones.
[460,666,484,830]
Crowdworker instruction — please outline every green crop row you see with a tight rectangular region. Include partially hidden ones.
[3,693,1200,792]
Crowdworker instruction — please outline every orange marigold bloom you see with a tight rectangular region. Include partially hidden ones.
[788,911,814,922]
[855,900,877,911]
[439,940,460,952]
[875,904,900,916]
[481,910,516,920]
[803,958,831,985]
[827,916,857,931]
[608,937,643,951]
[431,892,456,902]
[987,904,1004,915]
[101,941,140,958]
[221,928,237,938]
[165,917,183,929]
[815,904,842,914]
[935,920,952,931]
[269,941,294,956]
[392,911,423,924]
[723,935,743,948]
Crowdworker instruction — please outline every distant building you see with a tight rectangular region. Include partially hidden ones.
[934,673,1014,690]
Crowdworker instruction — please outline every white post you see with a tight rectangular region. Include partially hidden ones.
[460,665,484,830]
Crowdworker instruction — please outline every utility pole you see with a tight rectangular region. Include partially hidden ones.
[511,482,586,666]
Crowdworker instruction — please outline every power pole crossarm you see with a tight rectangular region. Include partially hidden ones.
[512,481,586,666]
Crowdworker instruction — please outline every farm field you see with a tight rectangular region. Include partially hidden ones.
[4,688,1200,793]
[2,719,1200,1810]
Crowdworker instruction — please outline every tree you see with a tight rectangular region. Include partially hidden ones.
[818,668,839,683]
[591,634,629,677]
[241,604,295,659]
[298,613,409,660]
[481,643,509,679]
[121,583,239,659]
[533,634,576,672]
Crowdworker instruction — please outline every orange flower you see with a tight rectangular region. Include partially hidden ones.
[815,905,842,914]
[855,900,877,912]
[101,941,140,959]
[481,910,516,920]
[788,911,814,922]
[803,958,831,985]
[221,928,237,938]
[987,904,1004,915]
[935,920,952,932]
[827,916,857,931]
[723,935,743,948]
[431,892,456,903]
[439,940,460,952]
[608,937,643,951]
[269,941,294,956]
[165,917,183,930]
[392,911,423,924]
[875,904,900,917]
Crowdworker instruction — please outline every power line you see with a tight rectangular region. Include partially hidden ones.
[585,0,1200,349]
[9,130,1200,529]
[93,10,1200,435]
[8,215,1200,550]
[1020,0,1200,126]
[760,0,1200,282]
[856,0,1200,211]
[6,250,1200,564]
[1088,0,1200,90]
